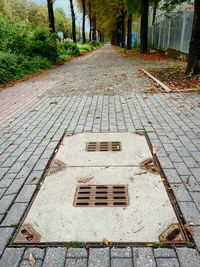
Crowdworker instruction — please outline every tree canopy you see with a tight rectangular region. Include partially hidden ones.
[0,0,72,37]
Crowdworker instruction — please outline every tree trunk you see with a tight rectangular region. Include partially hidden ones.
[69,0,76,42]
[88,0,92,41]
[116,16,122,46]
[127,14,132,50]
[47,0,55,32]
[121,10,126,48]
[102,33,104,43]
[98,31,102,42]
[186,0,200,75]
[81,0,86,43]
[152,0,158,25]
[140,0,149,53]
[92,14,96,41]
[111,31,116,45]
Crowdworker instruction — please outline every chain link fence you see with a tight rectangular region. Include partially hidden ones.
[148,11,193,54]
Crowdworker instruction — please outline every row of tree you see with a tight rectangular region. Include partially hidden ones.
[47,0,200,75]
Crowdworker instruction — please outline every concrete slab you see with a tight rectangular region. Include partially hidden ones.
[55,133,152,167]
[19,167,178,243]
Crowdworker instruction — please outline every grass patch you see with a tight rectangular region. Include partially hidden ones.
[77,43,94,54]
[65,241,85,247]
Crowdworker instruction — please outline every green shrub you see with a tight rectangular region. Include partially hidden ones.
[63,42,80,55]
[57,41,80,58]
[89,40,102,47]
[0,14,30,54]
[0,13,97,85]
[77,43,93,53]
[0,51,52,85]
[28,27,59,63]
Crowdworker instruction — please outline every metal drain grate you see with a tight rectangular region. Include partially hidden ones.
[74,185,128,207]
[86,142,121,152]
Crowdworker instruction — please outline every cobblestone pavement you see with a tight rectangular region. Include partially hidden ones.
[0,66,67,125]
[0,45,200,266]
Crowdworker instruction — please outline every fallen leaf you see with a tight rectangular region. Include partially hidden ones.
[134,131,144,136]
[186,105,192,111]
[168,187,173,193]
[49,101,58,105]
[129,176,134,183]
[184,224,193,235]
[152,146,159,154]
[28,253,36,267]
[188,220,195,226]
[78,176,94,183]
[103,238,109,246]
[31,176,36,182]
[186,176,190,185]
[140,158,159,174]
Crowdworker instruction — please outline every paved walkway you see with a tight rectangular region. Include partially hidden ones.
[0,45,200,266]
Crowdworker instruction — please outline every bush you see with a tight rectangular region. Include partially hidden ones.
[57,41,80,59]
[77,43,93,53]
[63,42,80,56]
[0,13,100,85]
[0,15,30,54]
[28,28,59,63]
[89,40,102,47]
[0,51,52,85]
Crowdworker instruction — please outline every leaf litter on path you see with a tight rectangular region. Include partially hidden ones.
[78,176,94,183]
[148,65,200,91]
[28,254,36,267]
[140,159,159,174]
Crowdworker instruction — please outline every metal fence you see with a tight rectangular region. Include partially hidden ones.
[148,11,193,53]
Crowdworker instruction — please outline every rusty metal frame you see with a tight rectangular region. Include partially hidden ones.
[14,224,41,243]
[159,223,186,244]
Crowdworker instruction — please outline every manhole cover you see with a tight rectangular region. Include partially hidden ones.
[86,142,121,152]
[53,133,152,167]
[74,185,128,207]
[13,133,189,245]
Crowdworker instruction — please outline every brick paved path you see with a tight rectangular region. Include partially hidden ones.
[0,45,200,266]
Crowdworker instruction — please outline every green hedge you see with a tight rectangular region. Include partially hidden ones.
[0,51,51,85]
[0,14,104,85]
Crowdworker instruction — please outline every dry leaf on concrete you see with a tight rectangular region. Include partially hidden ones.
[188,220,195,226]
[103,238,109,246]
[140,159,159,174]
[152,146,159,154]
[49,101,58,105]
[184,224,193,235]
[28,253,36,267]
[134,131,144,136]
[31,176,36,182]
[186,105,192,111]
[78,176,94,183]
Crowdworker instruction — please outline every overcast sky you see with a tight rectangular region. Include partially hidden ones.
[32,0,89,30]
